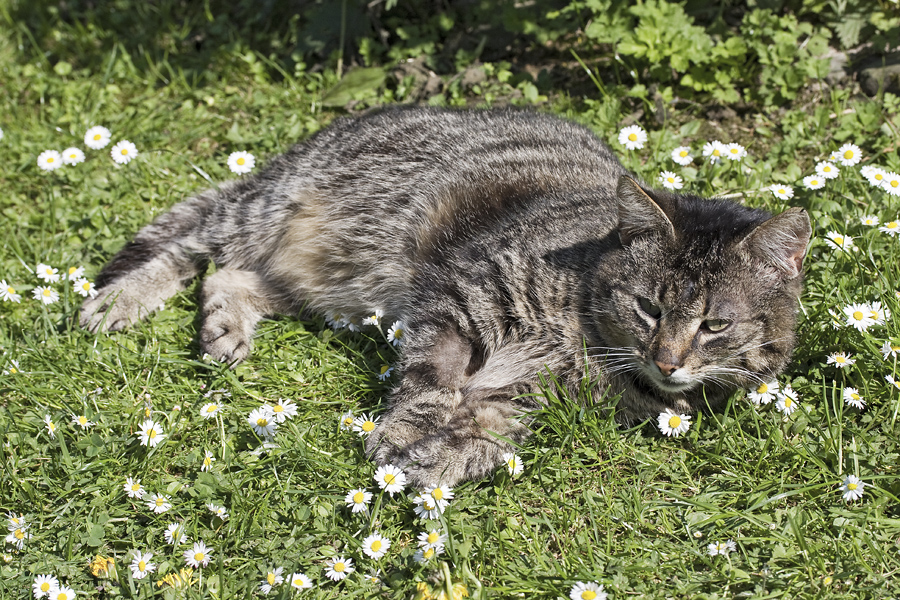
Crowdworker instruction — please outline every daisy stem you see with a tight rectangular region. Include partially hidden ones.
[440,560,454,599]
[368,491,385,531]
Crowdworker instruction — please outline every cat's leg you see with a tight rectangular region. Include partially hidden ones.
[198,268,289,364]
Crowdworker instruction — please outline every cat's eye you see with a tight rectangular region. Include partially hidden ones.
[638,297,662,319]
[702,319,731,332]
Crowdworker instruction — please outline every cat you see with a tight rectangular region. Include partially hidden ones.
[80,106,811,486]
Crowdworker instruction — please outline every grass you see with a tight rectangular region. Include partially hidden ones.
[2,5,900,600]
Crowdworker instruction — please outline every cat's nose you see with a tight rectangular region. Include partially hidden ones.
[654,360,680,377]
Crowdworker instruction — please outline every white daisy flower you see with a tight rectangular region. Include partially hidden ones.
[835,143,862,166]
[184,541,212,568]
[362,308,384,327]
[201,450,215,472]
[206,503,228,519]
[164,523,188,545]
[44,415,57,439]
[48,585,76,600]
[417,529,447,550]
[0,280,22,303]
[886,374,900,391]
[324,556,354,581]
[657,409,691,437]
[37,150,63,171]
[671,146,693,166]
[32,574,59,599]
[769,184,793,199]
[802,174,825,190]
[842,387,865,410]
[7,512,26,531]
[859,214,879,226]
[70,414,94,429]
[826,352,855,368]
[352,413,379,437]
[6,526,30,550]
[36,263,60,283]
[862,165,887,187]
[658,171,683,190]
[747,379,779,405]
[882,171,900,196]
[617,125,647,150]
[61,147,85,166]
[815,161,839,179]
[374,464,407,496]
[137,419,165,447]
[4,359,21,375]
[775,386,799,415]
[199,402,222,419]
[412,491,441,520]
[130,550,156,579]
[32,286,60,305]
[259,567,284,595]
[386,320,405,346]
[843,303,876,332]
[73,278,98,298]
[723,142,746,160]
[110,140,138,164]
[84,126,111,149]
[879,341,900,360]
[413,544,443,563]
[326,311,347,330]
[248,406,278,438]
[361,532,390,559]
[269,398,298,423]
[339,410,356,431]
[569,581,607,600]
[707,539,737,556]
[64,265,84,280]
[146,492,172,514]
[823,231,855,252]
[868,301,890,325]
[345,488,372,513]
[425,483,453,510]
[289,572,313,589]
[702,140,726,163]
[878,218,899,236]
[376,365,393,381]
[839,474,866,502]
[227,151,255,174]
[501,452,524,476]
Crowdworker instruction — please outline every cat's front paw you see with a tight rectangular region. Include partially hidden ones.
[378,431,508,488]
[199,311,253,365]
[80,288,153,332]
[365,419,426,465]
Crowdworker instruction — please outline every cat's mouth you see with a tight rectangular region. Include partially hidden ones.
[639,363,700,394]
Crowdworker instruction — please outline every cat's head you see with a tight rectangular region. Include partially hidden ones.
[591,176,811,413]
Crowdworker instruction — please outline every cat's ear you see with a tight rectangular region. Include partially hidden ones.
[739,207,811,278]
[616,176,675,245]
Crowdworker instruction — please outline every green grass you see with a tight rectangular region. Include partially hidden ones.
[2,6,900,600]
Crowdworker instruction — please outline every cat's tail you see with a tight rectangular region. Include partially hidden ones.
[80,188,220,333]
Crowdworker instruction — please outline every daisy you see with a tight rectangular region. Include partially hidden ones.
[835,143,862,166]
[64,266,85,281]
[122,477,145,500]
[723,142,746,160]
[362,532,391,559]
[37,150,63,171]
[843,303,876,332]
[73,278,97,298]
[412,491,441,520]
[326,311,347,330]
[617,125,647,150]
[886,374,900,391]
[868,301,890,325]
[823,231,855,252]
[48,586,76,600]
[801,174,824,190]
[569,581,608,600]
[374,464,407,496]
[164,523,188,545]
[657,409,691,437]
[61,147,85,166]
[33,574,59,599]
[702,140,726,163]
[146,492,172,514]
[376,365,393,381]
[413,544,443,563]
[130,550,156,579]
[775,386,799,415]
[44,415,57,438]
[769,184,793,200]
[0,280,21,303]
[289,572,313,589]
[671,146,693,166]
[881,172,900,196]
[259,567,284,595]
[6,526,30,549]
[418,529,447,550]
[7,512,25,530]
[879,341,900,360]
[184,541,212,568]
[36,263,60,282]
[862,165,887,187]
[199,402,222,419]
[747,379,779,405]
[842,387,865,409]
[707,539,737,556]
[71,414,94,429]
[111,140,138,164]
[352,413,379,436]
[386,321,405,346]
[827,352,855,368]
[345,488,372,513]
[137,419,165,447]
[839,474,866,501]
[339,410,356,431]
[324,556,354,581]
[32,286,60,305]
[201,450,215,472]
[815,161,839,179]
[6,359,22,375]
[269,398,298,423]
[227,151,255,174]
[248,406,278,438]
[362,308,383,327]
[425,483,453,510]
[501,452,524,476]
[658,171,683,190]
[84,126,111,149]
[206,503,229,519]
[878,219,899,236]
[859,214,879,226]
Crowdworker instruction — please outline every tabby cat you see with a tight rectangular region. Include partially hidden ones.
[81,106,811,486]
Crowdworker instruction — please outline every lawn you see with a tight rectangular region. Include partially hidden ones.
[1,2,899,599]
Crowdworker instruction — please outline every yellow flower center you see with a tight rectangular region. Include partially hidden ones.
[273,405,283,413]
[783,397,792,407]
[48,423,55,431]
[848,482,857,490]
[79,416,87,424]
[203,457,212,466]
[891,180,899,188]
[371,540,382,551]
[853,311,864,320]
[257,418,268,427]
[730,148,739,154]
[381,365,390,374]
[843,150,853,159]
[824,165,832,172]
[156,497,164,506]
[833,236,844,245]
[362,420,375,432]
[144,408,151,417]
[81,282,91,291]
[57,593,68,600]
[334,562,345,573]
[42,289,52,297]
[207,404,217,413]
[237,157,245,166]
[40,583,50,592]
[383,473,396,485]
[851,393,860,400]
[431,488,443,500]
[293,577,303,586]
[628,133,637,142]
[138,560,146,570]
[14,529,24,540]
[267,573,276,585]
[679,150,688,157]
[836,356,846,363]
[121,148,129,155]
[194,552,204,562]
[6,286,13,294]
[423,548,435,559]
[353,491,365,503]
[47,157,55,163]
[507,458,516,468]
[667,177,675,183]
[94,134,102,140]
[582,592,597,600]
[148,429,156,438]
[668,415,681,429]
[712,149,721,156]
[427,532,440,544]
[343,417,353,425]
[887,222,898,229]
[68,267,77,275]
[757,383,768,394]
[131,484,140,491]
[394,329,404,339]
